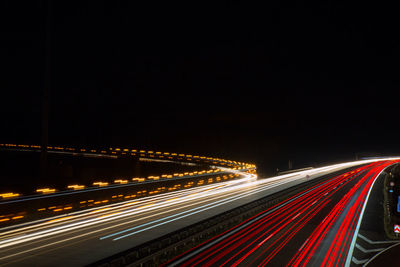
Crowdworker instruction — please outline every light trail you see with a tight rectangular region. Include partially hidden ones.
[1,159,360,244]
[289,161,396,267]
[0,173,307,251]
[0,168,250,205]
[0,175,250,237]
[167,164,375,266]
[0,156,365,243]
[0,175,255,247]
[0,172,296,262]
[167,159,400,267]
[343,164,390,266]
[1,158,399,266]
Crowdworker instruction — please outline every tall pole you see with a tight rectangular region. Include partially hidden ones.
[41,0,52,181]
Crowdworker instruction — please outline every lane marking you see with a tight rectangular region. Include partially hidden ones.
[358,234,400,245]
[351,256,368,265]
[355,243,383,253]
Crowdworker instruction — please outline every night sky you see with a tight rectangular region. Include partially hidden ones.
[1,1,399,174]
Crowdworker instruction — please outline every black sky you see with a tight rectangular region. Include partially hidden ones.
[0,1,399,174]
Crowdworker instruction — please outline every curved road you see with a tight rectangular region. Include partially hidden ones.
[0,159,397,266]
[167,160,399,267]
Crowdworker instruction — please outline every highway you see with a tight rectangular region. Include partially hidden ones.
[0,159,397,266]
[167,160,400,267]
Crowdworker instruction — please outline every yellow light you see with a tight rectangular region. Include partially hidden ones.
[0,192,20,199]
[48,216,73,223]
[93,182,109,187]
[114,179,128,184]
[36,188,56,194]
[67,185,85,190]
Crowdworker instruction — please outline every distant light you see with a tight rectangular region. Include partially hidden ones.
[36,188,56,194]
[93,182,109,187]
[0,192,20,199]
[114,179,128,184]
[67,185,85,190]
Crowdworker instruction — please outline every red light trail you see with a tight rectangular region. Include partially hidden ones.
[167,160,399,267]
